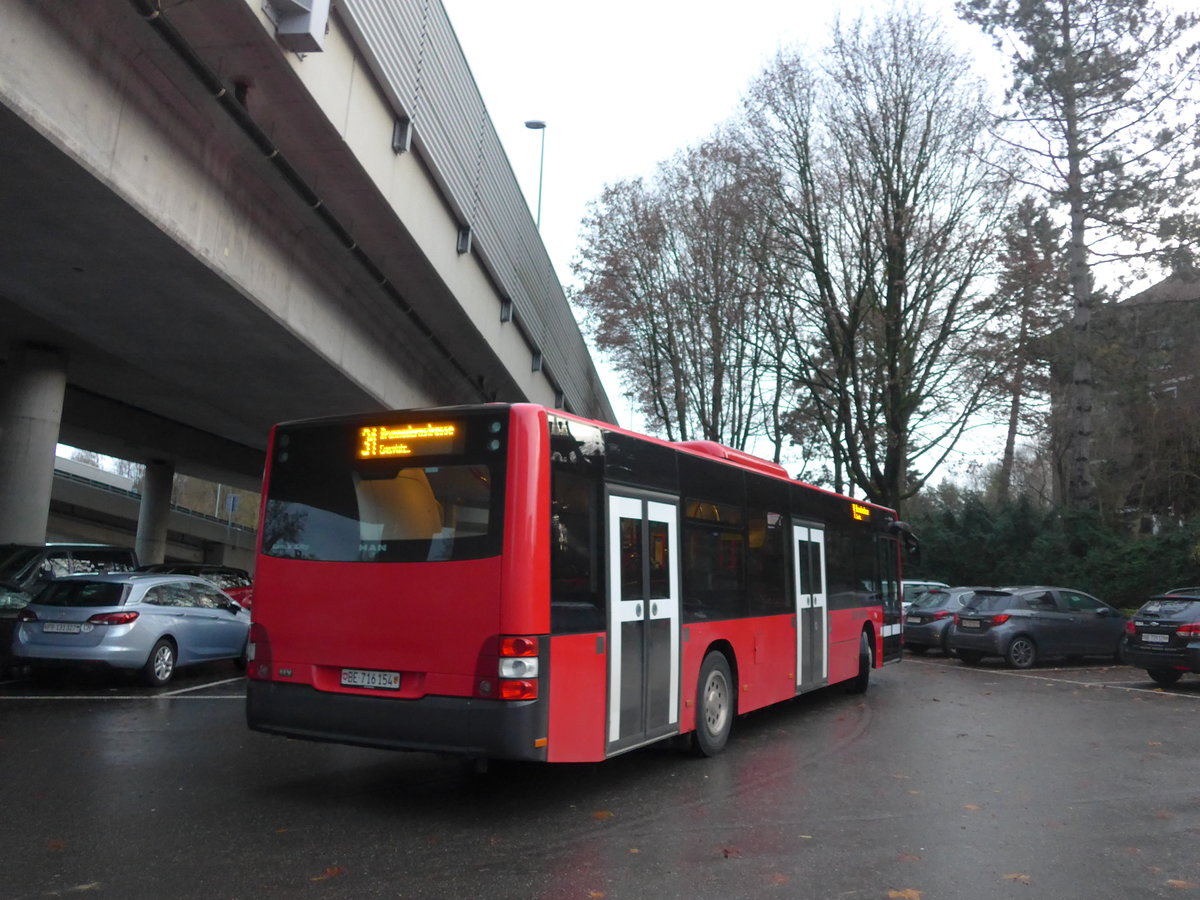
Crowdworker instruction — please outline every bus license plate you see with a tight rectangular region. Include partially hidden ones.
[1142,633,1169,643]
[43,622,82,634]
[960,619,981,629]
[341,668,401,690]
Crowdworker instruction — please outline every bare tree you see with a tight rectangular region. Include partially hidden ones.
[741,7,1011,511]
[573,134,781,452]
[958,0,1200,509]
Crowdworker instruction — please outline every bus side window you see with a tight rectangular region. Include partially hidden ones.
[550,468,605,634]
[747,509,788,615]
[682,504,747,622]
[824,529,861,606]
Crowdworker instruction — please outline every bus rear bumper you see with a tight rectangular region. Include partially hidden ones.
[246,681,547,761]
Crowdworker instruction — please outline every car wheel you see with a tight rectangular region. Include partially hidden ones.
[849,631,872,694]
[1005,635,1037,669]
[142,638,176,686]
[956,649,984,665]
[1148,668,1183,687]
[1113,638,1128,665]
[940,629,954,656]
[907,644,928,656]
[691,651,734,757]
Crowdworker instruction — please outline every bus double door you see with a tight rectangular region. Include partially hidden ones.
[606,494,680,755]
[793,522,828,692]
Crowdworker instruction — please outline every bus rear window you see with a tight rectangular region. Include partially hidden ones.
[261,418,505,563]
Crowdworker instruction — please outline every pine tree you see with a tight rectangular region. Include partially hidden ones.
[957,0,1200,509]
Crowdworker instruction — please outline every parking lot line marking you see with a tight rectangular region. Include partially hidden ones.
[160,676,246,696]
[905,657,1200,699]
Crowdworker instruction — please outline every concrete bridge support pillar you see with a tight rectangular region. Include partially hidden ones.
[135,459,175,565]
[0,344,68,545]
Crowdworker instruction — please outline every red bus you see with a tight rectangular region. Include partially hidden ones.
[246,403,911,762]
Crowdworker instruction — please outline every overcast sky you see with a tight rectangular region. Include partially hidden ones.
[440,0,999,433]
[441,0,995,285]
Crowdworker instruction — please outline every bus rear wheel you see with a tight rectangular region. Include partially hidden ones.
[692,651,733,757]
[848,631,872,694]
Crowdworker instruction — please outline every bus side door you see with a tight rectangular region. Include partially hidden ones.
[793,523,828,692]
[879,536,903,662]
[606,494,680,755]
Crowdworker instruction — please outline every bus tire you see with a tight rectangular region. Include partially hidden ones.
[849,631,872,694]
[692,651,733,757]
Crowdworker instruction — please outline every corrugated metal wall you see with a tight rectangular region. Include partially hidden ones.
[338,0,613,421]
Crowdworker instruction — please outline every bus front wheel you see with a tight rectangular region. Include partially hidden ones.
[692,651,733,757]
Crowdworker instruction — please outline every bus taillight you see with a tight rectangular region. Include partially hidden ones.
[247,622,271,680]
[499,679,537,700]
[494,635,539,700]
[499,636,538,657]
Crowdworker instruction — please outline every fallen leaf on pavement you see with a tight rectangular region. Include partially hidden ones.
[310,867,346,882]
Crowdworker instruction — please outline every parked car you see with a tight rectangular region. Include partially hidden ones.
[904,587,1003,655]
[0,543,138,594]
[11,573,249,685]
[1124,593,1200,686]
[1166,586,1200,596]
[0,582,35,672]
[948,586,1127,669]
[902,579,949,613]
[137,563,253,609]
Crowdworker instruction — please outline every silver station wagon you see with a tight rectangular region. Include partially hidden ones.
[12,573,249,685]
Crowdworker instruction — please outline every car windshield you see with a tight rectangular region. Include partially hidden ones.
[208,571,250,590]
[1138,598,1200,617]
[910,590,951,610]
[0,545,41,586]
[34,580,129,608]
[963,591,1014,612]
[0,584,33,610]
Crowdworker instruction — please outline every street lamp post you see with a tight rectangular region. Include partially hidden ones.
[524,119,546,229]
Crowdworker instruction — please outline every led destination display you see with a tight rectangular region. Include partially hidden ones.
[358,423,460,458]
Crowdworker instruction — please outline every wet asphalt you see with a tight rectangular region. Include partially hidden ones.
[0,654,1197,899]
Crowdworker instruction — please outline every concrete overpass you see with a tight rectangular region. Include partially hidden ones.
[0,0,614,562]
[48,456,258,571]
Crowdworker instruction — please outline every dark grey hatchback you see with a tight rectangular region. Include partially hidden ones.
[1124,594,1200,686]
[948,586,1127,669]
[904,587,1005,655]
